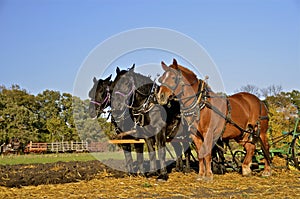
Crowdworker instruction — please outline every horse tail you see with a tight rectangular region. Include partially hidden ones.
[257,100,272,165]
[259,100,269,121]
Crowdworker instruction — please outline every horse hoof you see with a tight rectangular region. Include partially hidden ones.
[146,171,158,178]
[196,175,205,181]
[138,173,146,178]
[156,174,168,182]
[183,167,191,173]
[128,173,137,177]
[174,167,182,172]
[242,173,252,177]
[204,176,213,182]
[262,171,271,177]
[242,169,252,177]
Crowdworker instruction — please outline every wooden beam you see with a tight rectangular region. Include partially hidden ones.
[115,130,137,139]
[108,139,145,144]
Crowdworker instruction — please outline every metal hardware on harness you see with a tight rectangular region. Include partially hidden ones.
[196,76,209,105]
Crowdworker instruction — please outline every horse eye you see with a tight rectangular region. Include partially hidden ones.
[158,76,163,83]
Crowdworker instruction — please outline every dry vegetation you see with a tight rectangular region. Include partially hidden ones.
[0,157,299,199]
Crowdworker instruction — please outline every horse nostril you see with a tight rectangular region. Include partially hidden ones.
[160,93,164,100]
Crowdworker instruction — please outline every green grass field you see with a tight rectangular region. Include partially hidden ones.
[0,152,123,165]
[0,149,185,165]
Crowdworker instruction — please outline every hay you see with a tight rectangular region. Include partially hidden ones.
[0,160,299,198]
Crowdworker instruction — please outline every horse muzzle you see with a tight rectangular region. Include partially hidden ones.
[156,91,169,105]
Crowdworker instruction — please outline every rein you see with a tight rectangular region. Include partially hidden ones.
[160,69,198,99]
[130,81,157,127]
[113,74,156,127]
[161,70,209,135]
[166,70,208,116]
[161,68,258,140]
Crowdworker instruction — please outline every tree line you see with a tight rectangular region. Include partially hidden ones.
[0,85,111,148]
[0,84,299,148]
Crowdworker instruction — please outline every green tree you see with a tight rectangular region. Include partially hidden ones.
[0,85,39,144]
[72,98,113,142]
[265,91,298,145]
[0,84,121,146]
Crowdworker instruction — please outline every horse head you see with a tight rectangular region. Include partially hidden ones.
[157,59,199,105]
[111,64,136,115]
[88,75,112,118]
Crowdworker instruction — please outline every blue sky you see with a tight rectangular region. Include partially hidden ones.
[0,0,299,99]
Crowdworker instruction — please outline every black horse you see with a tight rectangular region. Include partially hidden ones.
[110,66,191,180]
[89,66,191,180]
[88,73,145,175]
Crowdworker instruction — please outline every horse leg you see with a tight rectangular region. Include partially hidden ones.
[134,143,145,176]
[171,142,183,172]
[183,141,191,173]
[156,130,168,181]
[202,134,213,181]
[259,124,272,176]
[204,153,213,181]
[122,144,134,174]
[145,105,168,180]
[242,142,256,176]
[144,138,157,177]
[191,135,205,180]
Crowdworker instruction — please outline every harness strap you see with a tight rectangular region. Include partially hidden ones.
[196,77,209,105]
[184,119,204,141]
[204,101,252,135]
[219,98,231,138]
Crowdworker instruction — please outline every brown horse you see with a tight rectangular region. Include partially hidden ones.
[156,59,271,180]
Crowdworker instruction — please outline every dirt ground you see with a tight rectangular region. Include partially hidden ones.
[0,158,299,199]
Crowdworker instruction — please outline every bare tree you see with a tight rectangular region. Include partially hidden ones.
[261,85,283,98]
[237,84,261,98]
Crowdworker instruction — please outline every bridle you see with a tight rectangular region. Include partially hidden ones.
[160,69,211,133]
[159,68,207,109]
[111,76,135,122]
[90,86,111,112]
[159,69,185,97]
[112,75,156,127]
[114,76,135,98]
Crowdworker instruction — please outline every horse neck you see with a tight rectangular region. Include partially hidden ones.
[178,75,200,108]
[132,83,153,108]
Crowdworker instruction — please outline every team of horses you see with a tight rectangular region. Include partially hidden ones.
[88,59,272,181]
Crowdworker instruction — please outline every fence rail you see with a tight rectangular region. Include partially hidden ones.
[24,141,89,153]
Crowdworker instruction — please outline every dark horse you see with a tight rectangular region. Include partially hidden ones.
[156,59,272,180]
[89,66,190,180]
[111,65,192,180]
[88,72,145,175]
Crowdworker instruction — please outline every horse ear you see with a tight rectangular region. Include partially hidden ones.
[161,61,168,71]
[116,67,121,74]
[105,74,112,81]
[129,64,135,71]
[173,59,178,69]
[93,77,97,83]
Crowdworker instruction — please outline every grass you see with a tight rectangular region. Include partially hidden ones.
[0,149,180,165]
[0,153,94,165]
[0,152,129,165]
[0,143,193,165]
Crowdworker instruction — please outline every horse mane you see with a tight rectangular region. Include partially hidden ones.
[170,64,198,85]
[132,71,152,85]
[131,71,153,94]
[170,63,214,93]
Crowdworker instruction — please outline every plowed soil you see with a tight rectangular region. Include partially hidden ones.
[0,158,299,198]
